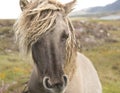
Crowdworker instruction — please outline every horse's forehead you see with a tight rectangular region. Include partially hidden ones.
[55,14,68,29]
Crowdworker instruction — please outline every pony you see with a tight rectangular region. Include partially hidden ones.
[14,0,102,93]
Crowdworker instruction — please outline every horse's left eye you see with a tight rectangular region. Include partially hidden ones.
[61,31,69,41]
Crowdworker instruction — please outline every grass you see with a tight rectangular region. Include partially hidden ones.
[0,53,31,84]
[0,53,32,93]
[83,41,120,93]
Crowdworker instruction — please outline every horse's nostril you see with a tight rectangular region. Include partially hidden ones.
[63,75,68,86]
[43,77,52,89]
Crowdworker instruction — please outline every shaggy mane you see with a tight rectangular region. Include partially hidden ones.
[14,0,67,55]
[14,0,76,79]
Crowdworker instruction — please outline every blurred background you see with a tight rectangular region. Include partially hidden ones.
[0,0,120,93]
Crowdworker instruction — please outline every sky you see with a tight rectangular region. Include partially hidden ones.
[0,0,116,19]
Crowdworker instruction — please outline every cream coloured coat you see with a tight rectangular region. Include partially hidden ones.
[65,52,102,93]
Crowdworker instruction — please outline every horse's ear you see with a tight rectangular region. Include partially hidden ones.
[20,0,29,11]
[64,0,76,15]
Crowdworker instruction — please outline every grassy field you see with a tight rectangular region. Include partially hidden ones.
[83,42,120,93]
[80,19,120,93]
[0,19,120,93]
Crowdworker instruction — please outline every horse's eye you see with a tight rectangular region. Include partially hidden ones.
[61,30,69,41]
